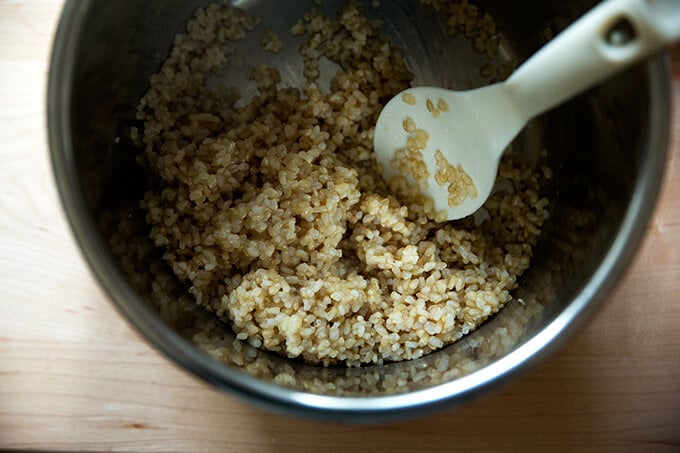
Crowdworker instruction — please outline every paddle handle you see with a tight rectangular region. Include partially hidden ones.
[505,0,680,121]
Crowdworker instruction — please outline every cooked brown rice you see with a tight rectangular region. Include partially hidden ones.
[132,1,548,367]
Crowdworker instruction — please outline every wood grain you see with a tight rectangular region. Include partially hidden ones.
[1,2,678,451]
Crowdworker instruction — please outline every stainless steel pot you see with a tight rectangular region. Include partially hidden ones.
[48,0,671,422]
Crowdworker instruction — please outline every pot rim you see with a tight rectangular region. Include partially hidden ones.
[47,0,672,423]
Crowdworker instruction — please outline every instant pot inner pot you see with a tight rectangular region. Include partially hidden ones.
[68,0,653,396]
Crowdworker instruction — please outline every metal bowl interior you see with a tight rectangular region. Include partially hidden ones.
[48,0,670,422]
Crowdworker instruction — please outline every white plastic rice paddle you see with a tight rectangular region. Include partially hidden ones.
[374,0,680,221]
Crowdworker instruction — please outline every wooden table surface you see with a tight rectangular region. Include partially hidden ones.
[1,2,679,451]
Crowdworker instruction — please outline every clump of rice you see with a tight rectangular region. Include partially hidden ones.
[261,29,283,53]
[434,149,478,207]
[133,1,548,367]
[391,129,430,186]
